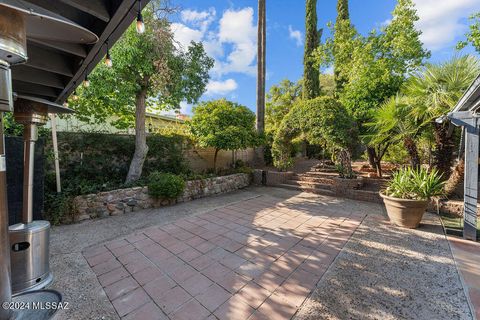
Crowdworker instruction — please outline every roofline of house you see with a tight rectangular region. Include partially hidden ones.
[451,73,480,114]
[146,113,186,123]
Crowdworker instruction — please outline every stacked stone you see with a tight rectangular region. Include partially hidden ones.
[72,173,251,222]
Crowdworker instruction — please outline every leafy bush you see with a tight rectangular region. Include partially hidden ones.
[148,172,185,199]
[384,167,444,200]
[272,96,357,171]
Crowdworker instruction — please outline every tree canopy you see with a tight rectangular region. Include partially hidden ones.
[188,99,259,171]
[457,12,480,53]
[272,96,357,170]
[70,5,213,182]
[303,0,321,99]
[71,7,213,129]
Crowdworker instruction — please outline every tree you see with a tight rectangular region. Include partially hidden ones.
[405,55,480,178]
[367,95,421,170]
[272,96,357,171]
[457,12,480,53]
[256,0,266,134]
[188,99,259,171]
[303,0,321,99]
[71,5,213,183]
[265,79,302,137]
[255,0,267,165]
[333,0,352,91]
[317,0,429,176]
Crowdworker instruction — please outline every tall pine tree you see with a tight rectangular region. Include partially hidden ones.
[334,0,351,91]
[303,0,321,99]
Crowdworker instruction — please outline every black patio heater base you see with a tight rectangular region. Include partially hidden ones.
[10,290,62,320]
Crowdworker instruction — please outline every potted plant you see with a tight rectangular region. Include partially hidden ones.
[380,168,444,228]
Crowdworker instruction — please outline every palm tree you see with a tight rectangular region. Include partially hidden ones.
[405,55,480,178]
[255,0,266,164]
[368,94,421,169]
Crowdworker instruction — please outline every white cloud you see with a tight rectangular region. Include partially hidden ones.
[181,8,216,33]
[206,79,238,95]
[181,8,215,24]
[170,23,203,50]
[412,0,478,51]
[288,25,303,47]
[216,8,257,75]
[171,7,258,98]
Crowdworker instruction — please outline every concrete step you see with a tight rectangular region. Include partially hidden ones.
[300,171,338,177]
[277,183,336,196]
[285,180,333,190]
[311,167,337,173]
[293,174,335,184]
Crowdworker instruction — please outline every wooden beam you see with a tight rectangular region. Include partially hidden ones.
[28,39,87,58]
[56,0,144,103]
[463,120,479,241]
[11,65,65,89]
[25,43,74,77]
[12,80,59,98]
[59,0,111,22]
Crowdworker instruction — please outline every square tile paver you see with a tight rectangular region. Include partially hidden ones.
[170,298,210,320]
[154,286,192,315]
[86,195,363,320]
[214,295,255,320]
[104,276,139,301]
[180,273,214,296]
[195,284,232,312]
[112,288,150,317]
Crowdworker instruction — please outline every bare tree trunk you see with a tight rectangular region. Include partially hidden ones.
[367,147,376,170]
[337,149,353,178]
[213,148,219,173]
[126,87,149,183]
[255,0,266,166]
[433,122,455,179]
[444,158,464,197]
[403,136,420,170]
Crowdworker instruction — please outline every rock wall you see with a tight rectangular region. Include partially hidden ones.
[72,173,251,222]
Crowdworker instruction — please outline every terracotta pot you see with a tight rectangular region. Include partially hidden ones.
[380,193,429,228]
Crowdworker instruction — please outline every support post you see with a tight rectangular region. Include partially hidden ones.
[50,114,61,193]
[0,113,12,320]
[463,120,479,241]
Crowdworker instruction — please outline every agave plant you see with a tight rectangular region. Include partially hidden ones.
[384,167,445,200]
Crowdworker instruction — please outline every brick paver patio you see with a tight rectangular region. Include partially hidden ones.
[83,195,365,320]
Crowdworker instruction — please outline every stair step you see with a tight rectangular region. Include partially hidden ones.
[293,175,335,184]
[277,184,336,196]
[285,180,332,190]
[311,167,337,173]
[301,171,338,177]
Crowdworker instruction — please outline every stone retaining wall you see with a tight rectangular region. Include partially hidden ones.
[428,198,480,217]
[72,173,251,222]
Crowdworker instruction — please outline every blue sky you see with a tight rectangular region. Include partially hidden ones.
[166,0,479,115]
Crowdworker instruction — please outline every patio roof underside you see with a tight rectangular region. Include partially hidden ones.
[11,0,149,104]
[452,74,480,113]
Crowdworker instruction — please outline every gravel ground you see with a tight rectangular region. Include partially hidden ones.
[295,212,473,320]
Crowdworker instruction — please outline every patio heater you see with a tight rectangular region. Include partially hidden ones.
[0,0,97,318]
[10,95,73,295]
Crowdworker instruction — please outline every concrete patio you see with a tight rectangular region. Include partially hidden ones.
[49,187,473,319]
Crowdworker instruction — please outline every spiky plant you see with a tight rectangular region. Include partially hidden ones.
[405,55,480,178]
[385,167,444,200]
[367,94,421,169]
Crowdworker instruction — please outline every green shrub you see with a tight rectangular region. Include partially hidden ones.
[384,167,444,200]
[148,172,185,199]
